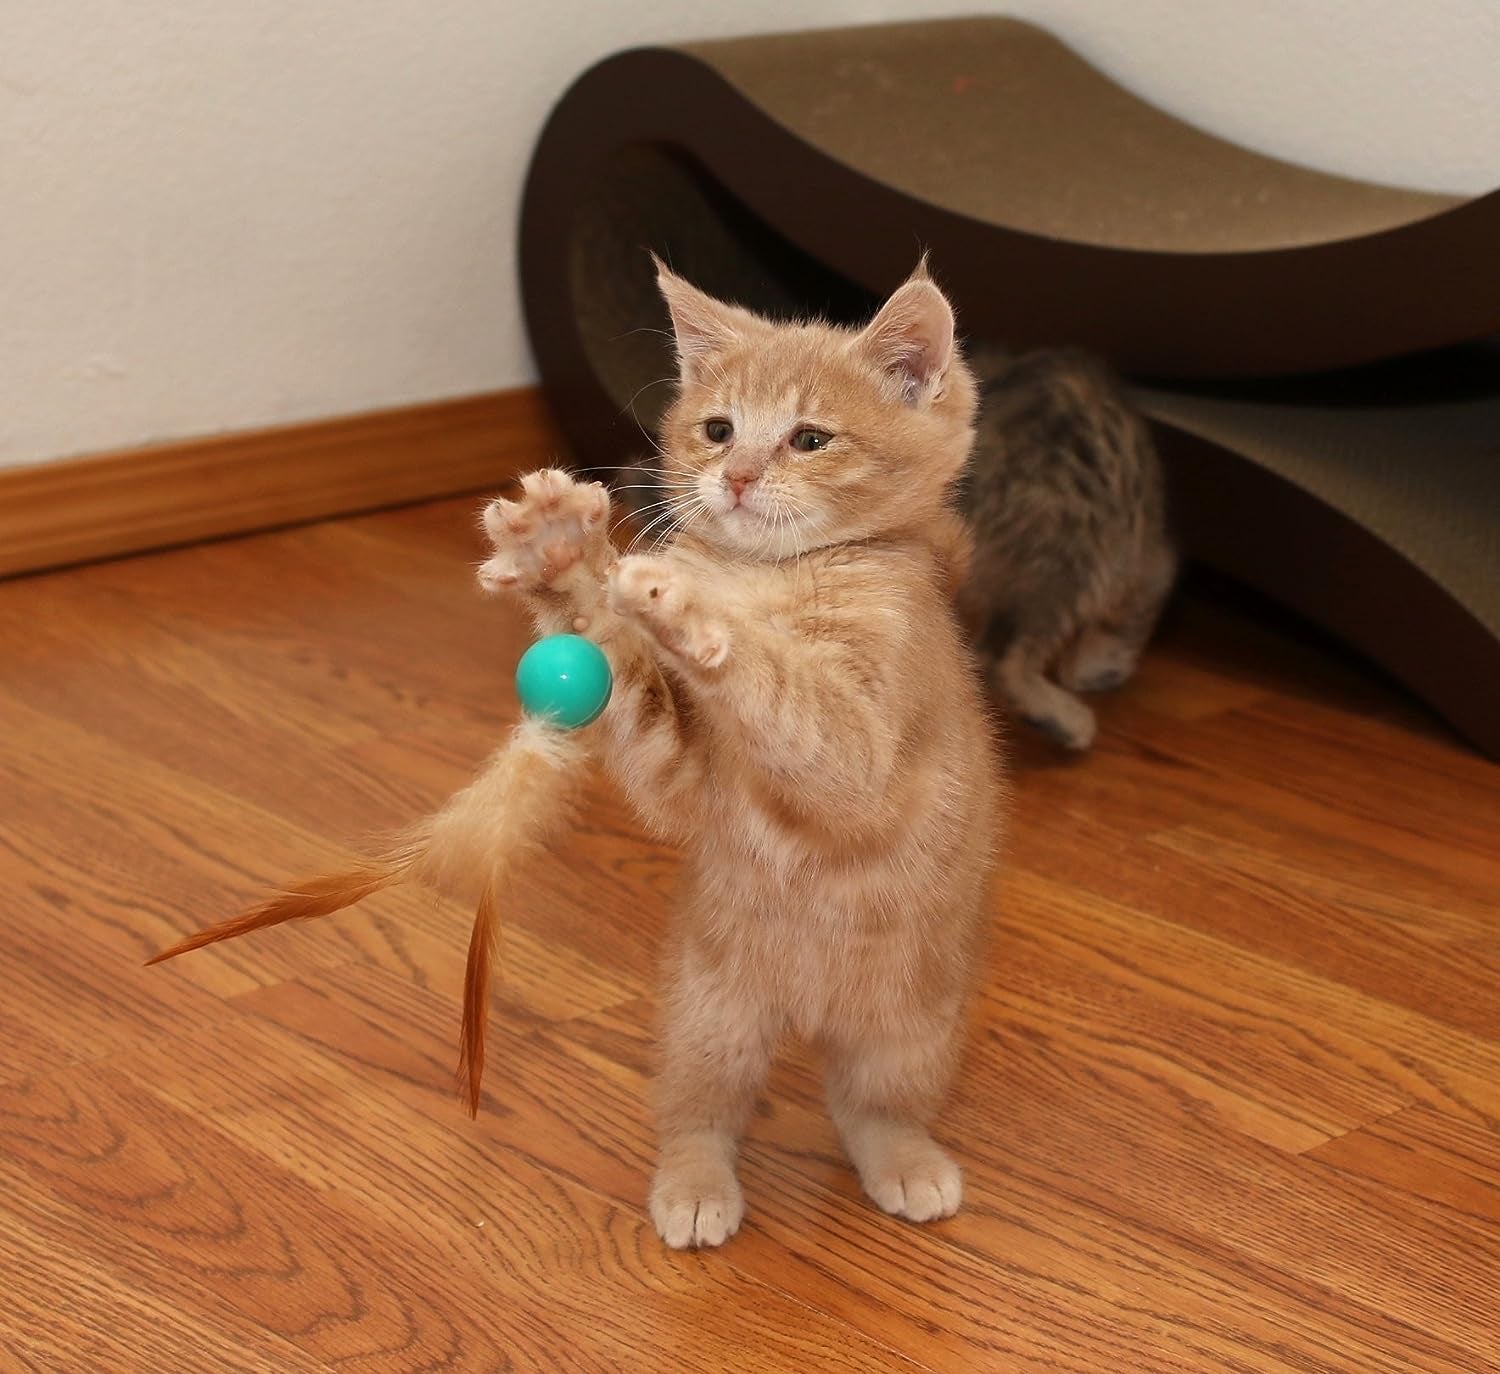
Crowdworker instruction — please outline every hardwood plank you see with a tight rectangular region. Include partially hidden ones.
[1106,695,1499,868]
[0,528,520,754]
[0,1199,327,1373]
[0,689,637,1031]
[1305,1106,1500,1228]
[0,388,557,578]
[0,914,225,1087]
[952,1020,1500,1360]
[988,869,1500,1146]
[1013,714,1500,902]
[1114,649,1269,721]
[1146,824,1500,1036]
[0,689,432,1000]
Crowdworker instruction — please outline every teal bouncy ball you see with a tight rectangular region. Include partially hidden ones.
[515,634,612,729]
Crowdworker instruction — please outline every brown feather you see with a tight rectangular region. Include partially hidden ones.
[145,846,419,965]
[145,719,588,1115]
[457,884,500,1118]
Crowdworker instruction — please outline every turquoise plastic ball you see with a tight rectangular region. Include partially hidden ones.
[515,634,613,729]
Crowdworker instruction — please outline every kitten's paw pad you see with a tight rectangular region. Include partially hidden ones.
[860,1145,962,1223]
[649,1162,745,1249]
[609,557,729,669]
[477,469,610,595]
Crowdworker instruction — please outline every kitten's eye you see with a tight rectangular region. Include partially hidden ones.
[790,428,833,453]
[703,418,733,444]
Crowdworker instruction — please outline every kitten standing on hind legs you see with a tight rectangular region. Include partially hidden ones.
[960,346,1177,751]
[480,261,1001,1248]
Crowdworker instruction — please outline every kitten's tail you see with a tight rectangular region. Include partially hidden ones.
[148,717,590,1116]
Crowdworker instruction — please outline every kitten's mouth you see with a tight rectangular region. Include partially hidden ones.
[703,483,811,554]
[717,495,765,525]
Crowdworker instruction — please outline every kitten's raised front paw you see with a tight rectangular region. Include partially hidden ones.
[649,1155,745,1249]
[477,468,611,596]
[609,556,729,669]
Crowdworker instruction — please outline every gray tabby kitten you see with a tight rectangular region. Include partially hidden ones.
[959,346,1177,751]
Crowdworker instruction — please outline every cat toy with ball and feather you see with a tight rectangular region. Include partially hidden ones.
[148,632,612,1116]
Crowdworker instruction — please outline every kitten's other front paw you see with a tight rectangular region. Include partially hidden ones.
[609,556,729,669]
[649,1155,745,1249]
[477,468,611,596]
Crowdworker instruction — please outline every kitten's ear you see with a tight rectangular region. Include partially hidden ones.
[653,256,761,383]
[854,268,956,405]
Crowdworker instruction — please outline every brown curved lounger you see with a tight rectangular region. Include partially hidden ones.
[1136,359,1499,760]
[518,16,1500,756]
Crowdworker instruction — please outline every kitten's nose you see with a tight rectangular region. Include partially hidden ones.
[725,472,756,502]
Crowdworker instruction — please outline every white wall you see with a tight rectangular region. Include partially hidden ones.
[3,1,1497,470]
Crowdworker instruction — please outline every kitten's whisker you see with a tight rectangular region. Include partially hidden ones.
[625,500,692,555]
[617,498,686,525]
[673,500,710,550]
[607,325,676,344]
[611,482,698,495]
[617,373,678,452]
[615,494,696,540]
[618,374,676,422]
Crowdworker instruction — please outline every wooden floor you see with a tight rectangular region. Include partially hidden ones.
[0,497,1496,1373]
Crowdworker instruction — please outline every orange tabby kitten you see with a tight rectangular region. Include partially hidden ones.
[479,263,1003,1248]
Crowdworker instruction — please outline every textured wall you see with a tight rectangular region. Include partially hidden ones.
[3,0,1497,469]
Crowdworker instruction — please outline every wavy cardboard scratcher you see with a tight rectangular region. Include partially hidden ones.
[518,17,1500,756]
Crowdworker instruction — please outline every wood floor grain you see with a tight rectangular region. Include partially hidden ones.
[0,498,1495,1372]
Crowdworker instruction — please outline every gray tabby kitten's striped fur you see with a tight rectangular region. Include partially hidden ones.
[959,346,1177,751]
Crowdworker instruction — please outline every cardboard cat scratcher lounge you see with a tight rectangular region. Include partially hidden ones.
[517,16,1500,757]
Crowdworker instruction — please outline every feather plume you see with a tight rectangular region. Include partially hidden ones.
[149,717,589,1114]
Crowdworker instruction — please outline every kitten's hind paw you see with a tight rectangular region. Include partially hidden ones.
[649,1155,745,1249]
[864,1153,963,1223]
[841,1118,963,1223]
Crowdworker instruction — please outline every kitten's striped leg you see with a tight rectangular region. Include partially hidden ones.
[650,938,776,1249]
[1058,540,1177,694]
[1056,626,1142,694]
[825,1015,964,1224]
[595,632,705,837]
[994,637,1097,751]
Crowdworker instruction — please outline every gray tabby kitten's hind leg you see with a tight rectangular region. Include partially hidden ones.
[1057,542,1177,695]
[993,638,1097,752]
[1056,626,1142,695]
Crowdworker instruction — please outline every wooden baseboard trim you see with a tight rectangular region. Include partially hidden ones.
[0,389,563,579]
